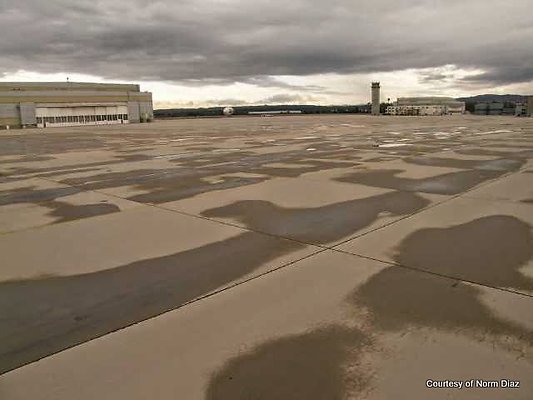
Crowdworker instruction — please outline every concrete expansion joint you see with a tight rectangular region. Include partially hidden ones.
[32,160,533,310]
[332,249,533,300]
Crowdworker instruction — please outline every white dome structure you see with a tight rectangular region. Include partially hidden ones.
[222,107,235,116]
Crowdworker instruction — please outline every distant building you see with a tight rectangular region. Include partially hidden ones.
[528,96,533,117]
[475,101,524,116]
[248,110,302,116]
[371,82,380,115]
[474,102,495,115]
[0,82,153,129]
[386,97,465,116]
[514,103,528,117]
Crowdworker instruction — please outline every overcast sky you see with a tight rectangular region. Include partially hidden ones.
[1,0,532,108]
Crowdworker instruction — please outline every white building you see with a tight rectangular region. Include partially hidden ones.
[386,97,465,116]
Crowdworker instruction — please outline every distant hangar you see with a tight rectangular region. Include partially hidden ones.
[0,82,153,129]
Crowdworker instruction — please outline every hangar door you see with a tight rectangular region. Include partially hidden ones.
[36,105,129,128]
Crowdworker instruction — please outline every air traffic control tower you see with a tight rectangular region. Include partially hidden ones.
[371,82,381,115]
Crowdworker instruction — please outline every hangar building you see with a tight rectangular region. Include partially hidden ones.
[0,82,153,129]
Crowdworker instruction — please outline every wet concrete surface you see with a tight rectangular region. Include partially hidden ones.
[404,155,525,171]
[202,191,430,244]
[0,231,305,374]
[46,202,121,223]
[393,215,533,291]
[354,265,532,339]
[1,115,533,398]
[0,186,81,206]
[206,259,533,400]
[206,326,371,400]
[336,168,505,195]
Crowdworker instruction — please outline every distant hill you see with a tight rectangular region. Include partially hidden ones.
[155,104,371,117]
[457,94,527,103]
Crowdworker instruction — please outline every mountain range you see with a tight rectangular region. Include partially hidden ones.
[456,94,527,103]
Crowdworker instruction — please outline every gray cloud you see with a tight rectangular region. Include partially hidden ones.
[258,93,318,104]
[0,0,532,87]
[184,93,319,107]
[202,98,251,107]
[419,71,449,83]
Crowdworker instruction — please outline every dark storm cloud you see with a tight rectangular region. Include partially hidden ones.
[459,66,533,86]
[0,0,532,87]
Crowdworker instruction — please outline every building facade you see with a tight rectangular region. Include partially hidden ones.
[528,96,533,117]
[474,102,518,116]
[386,97,465,116]
[0,82,153,129]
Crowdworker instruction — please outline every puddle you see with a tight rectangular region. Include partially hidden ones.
[0,187,81,206]
[352,215,533,340]
[202,191,430,244]
[378,143,410,148]
[47,202,120,223]
[206,326,370,400]
[394,215,533,291]
[154,153,192,160]
[476,129,513,135]
[337,168,506,195]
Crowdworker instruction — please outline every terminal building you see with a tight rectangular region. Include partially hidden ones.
[386,97,465,116]
[0,82,153,129]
